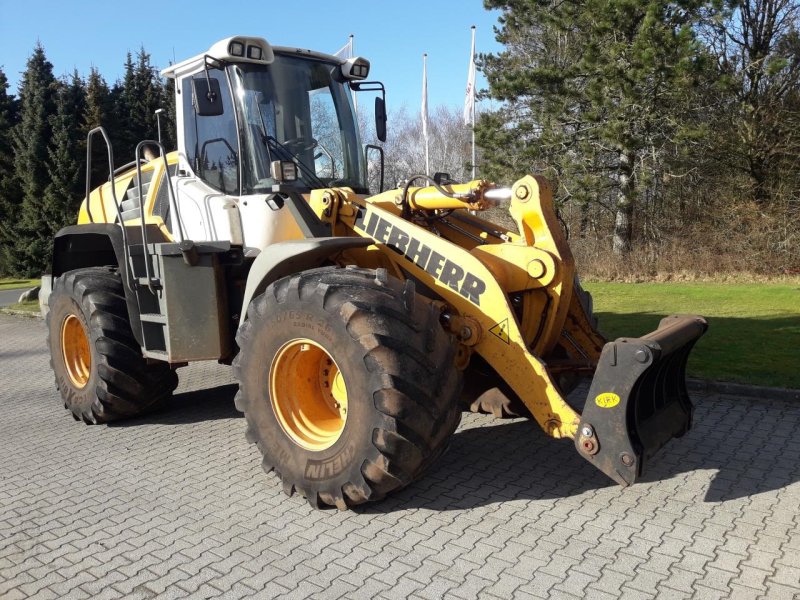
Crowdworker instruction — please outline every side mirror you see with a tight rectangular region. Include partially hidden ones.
[192,77,224,117]
[375,97,387,142]
[351,81,387,142]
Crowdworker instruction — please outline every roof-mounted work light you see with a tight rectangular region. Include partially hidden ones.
[341,57,370,80]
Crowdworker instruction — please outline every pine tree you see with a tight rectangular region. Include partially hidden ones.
[161,77,177,151]
[0,66,21,275]
[40,73,87,258]
[115,48,166,163]
[10,43,57,276]
[114,52,138,163]
[477,0,712,253]
[84,67,115,187]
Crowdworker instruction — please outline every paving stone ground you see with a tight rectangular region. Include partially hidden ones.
[1,313,799,599]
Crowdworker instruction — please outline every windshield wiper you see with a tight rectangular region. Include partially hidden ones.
[265,136,326,189]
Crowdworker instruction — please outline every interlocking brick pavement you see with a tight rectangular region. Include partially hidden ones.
[1,313,799,599]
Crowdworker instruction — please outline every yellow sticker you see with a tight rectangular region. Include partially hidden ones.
[595,392,621,408]
[489,319,510,344]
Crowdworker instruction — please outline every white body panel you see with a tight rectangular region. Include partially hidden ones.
[174,174,302,251]
[237,194,304,251]
[173,177,244,245]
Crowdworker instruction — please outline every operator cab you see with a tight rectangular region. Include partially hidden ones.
[161,36,378,251]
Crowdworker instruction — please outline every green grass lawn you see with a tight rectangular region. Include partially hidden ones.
[1,300,39,314]
[584,282,800,389]
[0,278,40,290]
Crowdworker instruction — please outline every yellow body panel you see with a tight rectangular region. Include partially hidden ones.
[355,205,579,437]
[77,172,134,224]
[312,178,593,439]
[77,152,178,241]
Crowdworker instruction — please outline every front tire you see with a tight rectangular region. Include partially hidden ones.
[47,267,178,423]
[233,266,463,509]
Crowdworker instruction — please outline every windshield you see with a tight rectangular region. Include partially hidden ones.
[230,55,366,194]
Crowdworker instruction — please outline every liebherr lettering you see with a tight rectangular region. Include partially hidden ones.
[355,209,487,306]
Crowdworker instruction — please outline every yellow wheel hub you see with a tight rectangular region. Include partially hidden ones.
[61,314,91,389]
[269,338,349,451]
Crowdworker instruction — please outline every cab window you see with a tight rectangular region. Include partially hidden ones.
[182,70,240,194]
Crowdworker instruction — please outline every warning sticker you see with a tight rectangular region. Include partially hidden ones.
[489,319,510,344]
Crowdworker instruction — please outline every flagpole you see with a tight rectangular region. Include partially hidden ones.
[349,34,358,117]
[470,26,476,180]
[423,53,430,176]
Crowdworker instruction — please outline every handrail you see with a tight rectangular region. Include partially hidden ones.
[85,127,132,288]
[113,159,145,177]
[134,140,186,292]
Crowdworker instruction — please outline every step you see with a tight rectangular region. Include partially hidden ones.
[120,198,140,213]
[121,208,141,222]
[126,180,151,199]
[142,349,169,362]
[137,277,162,289]
[139,313,167,324]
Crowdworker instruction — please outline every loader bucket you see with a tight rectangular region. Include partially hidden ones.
[574,315,708,486]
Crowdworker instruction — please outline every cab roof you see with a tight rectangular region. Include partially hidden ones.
[161,36,346,79]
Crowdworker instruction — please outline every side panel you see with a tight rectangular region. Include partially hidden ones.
[172,178,246,244]
[237,194,305,249]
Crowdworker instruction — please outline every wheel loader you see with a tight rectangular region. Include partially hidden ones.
[40,36,707,509]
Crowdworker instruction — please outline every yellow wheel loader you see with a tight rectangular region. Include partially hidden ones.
[41,36,707,509]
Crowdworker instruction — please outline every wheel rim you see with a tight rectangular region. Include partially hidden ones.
[269,338,349,451]
[61,314,91,389]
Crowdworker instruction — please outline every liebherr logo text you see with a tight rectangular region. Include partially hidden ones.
[355,209,487,306]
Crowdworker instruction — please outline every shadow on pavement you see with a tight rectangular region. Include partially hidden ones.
[112,383,242,426]
[0,348,50,360]
[359,395,800,513]
[112,378,800,510]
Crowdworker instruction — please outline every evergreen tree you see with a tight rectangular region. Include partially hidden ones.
[83,67,115,187]
[135,47,165,137]
[11,43,57,276]
[477,0,713,253]
[114,52,138,162]
[40,73,87,256]
[84,67,111,130]
[0,66,21,275]
[115,48,166,163]
[161,77,177,151]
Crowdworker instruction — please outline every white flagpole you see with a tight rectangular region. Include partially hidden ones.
[422,53,430,176]
[468,26,477,180]
[349,34,358,117]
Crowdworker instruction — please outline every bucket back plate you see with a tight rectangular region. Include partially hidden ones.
[575,315,708,486]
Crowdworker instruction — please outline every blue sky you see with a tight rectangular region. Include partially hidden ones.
[0,0,502,113]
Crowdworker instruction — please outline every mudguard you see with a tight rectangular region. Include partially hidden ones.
[575,314,708,485]
[239,237,372,325]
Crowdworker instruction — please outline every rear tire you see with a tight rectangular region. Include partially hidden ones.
[47,267,178,423]
[233,266,462,509]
